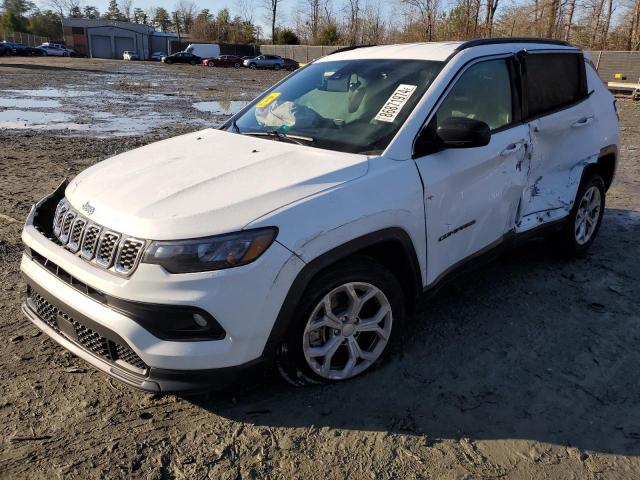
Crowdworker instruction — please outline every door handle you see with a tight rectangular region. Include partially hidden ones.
[500,141,525,156]
[571,116,594,128]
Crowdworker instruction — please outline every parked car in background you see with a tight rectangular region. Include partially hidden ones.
[161,51,202,65]
[150,51,166,61]
[38,44,70,56]
[24,45,44,56]
[243,54,286,70]
[204,55,243,68]
[123,51,139,61]
[67,49,85,58]
[184,43,220,59]
[282,57,299,71]
[1,41,29,55]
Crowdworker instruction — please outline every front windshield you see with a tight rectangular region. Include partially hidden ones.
[230,59,443,154]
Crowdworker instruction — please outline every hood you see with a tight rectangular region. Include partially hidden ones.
[66,128,369,240]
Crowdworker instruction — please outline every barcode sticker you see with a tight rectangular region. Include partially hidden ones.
[374,84,417,123]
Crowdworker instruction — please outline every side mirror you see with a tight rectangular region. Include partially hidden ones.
[413,116,491,157]
[436,117,491,148]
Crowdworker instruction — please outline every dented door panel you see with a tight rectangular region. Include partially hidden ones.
[417,125,530,284]
[517,99,598,232]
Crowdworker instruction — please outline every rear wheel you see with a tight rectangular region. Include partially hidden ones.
[190,59,197,65]
[554,173,606,256]
[63,51,69,57]
[273,64,281,71]
[234,62,240,68]
[277,257,405,386]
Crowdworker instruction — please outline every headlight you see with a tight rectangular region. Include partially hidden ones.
[142,227,277,273]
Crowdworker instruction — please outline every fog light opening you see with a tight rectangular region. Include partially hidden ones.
[193,313,209,328]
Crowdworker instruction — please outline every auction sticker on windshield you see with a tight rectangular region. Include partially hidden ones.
[256,92,281,108]
[374,84,417,123]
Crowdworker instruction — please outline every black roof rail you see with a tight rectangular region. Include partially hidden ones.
[455,37,574,51]
[326,45,375,56]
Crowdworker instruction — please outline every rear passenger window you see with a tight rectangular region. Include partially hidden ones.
[525,53,587,117]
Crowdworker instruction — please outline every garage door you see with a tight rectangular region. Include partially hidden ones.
[114,37,134,59]
[90,35,112,58]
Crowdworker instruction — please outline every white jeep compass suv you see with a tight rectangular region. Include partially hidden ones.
[21,39,619,392]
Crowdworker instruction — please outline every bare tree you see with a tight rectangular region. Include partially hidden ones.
[263,0,283,43]
[400,0,440,41]
[361,0,384,44]
[589,0,606,47]
[174,0,197,32]
[484,0,499,36]
[346,0,361,45]
[237,0,255,23]
[564,0,577,40]
[601,0,614,46]
[119,0,133,21]
[631,0,640,49]
[48,0,83,17]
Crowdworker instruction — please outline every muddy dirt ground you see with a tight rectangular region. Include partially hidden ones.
[0,57,639,479]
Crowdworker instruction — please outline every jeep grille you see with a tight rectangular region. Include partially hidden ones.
[50,198,145,276]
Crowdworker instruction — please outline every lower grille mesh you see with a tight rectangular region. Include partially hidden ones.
[28,289,148,374]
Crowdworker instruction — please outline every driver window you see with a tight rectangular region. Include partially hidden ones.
[436,59,512,131]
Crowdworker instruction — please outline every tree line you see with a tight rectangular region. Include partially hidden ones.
[1,0,639,50]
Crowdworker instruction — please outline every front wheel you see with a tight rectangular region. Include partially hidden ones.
[554,173,606,256]
[277,257,405,386]
[249,63,257,69]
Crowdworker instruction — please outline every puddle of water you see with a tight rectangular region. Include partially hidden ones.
[0,110,71,125]
[193,101,248,115]
[0,98,61,109]
[2,88,102,98]
[0,87,214,136]
[93,112,115,119]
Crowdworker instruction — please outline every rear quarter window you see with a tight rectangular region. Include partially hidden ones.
[525,52,587,117]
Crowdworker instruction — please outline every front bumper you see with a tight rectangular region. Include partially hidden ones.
[22,282,262,392]
[19,188,306,391]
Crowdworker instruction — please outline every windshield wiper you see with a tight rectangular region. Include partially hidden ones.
[241,130,315,146]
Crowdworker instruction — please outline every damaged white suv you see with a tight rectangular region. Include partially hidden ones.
[21,39,619,392]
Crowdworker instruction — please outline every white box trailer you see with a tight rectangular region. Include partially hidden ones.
[184,43,220,58]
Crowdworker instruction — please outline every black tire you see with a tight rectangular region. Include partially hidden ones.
[553,172,606,256]
[273,64,281,71]
[276,256,405,386]
[234,62,240,68]
[190,60,197,65]
[249,63,257,69]
[63,51,69,57]
[165,59,172,64]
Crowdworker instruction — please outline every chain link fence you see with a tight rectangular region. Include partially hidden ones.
[1,30,49,47]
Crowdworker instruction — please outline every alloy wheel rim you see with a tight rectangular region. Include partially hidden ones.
[574,185,601,245]
[302,282,392,380]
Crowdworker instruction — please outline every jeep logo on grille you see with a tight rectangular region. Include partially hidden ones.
[82,202,95,215]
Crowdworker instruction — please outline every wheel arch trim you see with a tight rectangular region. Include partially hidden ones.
[262,227,422,357]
